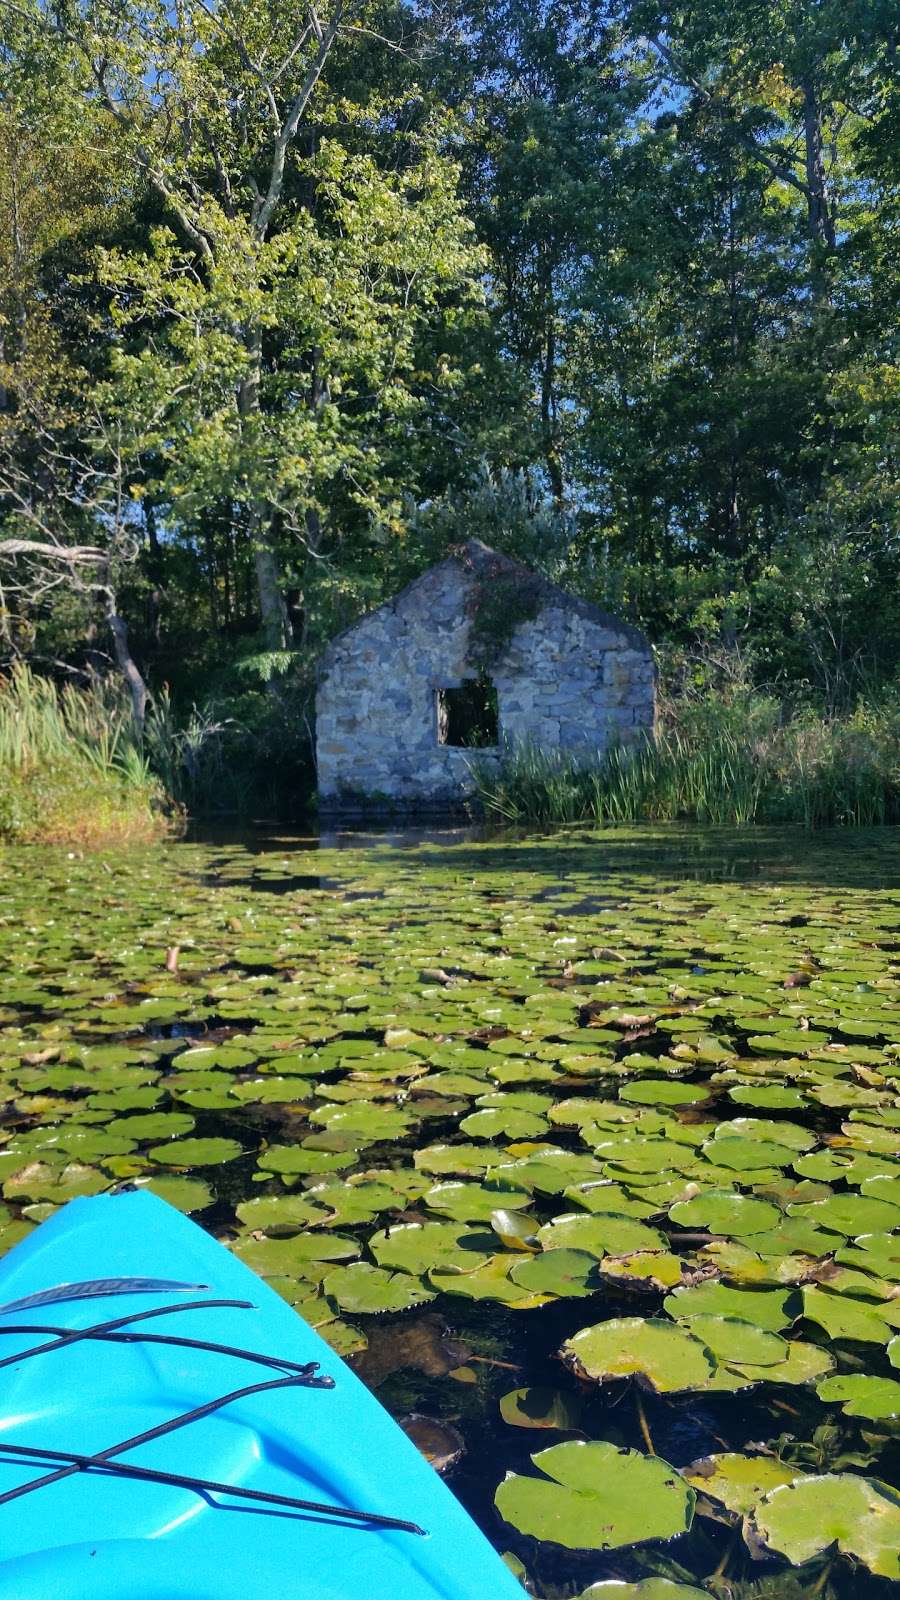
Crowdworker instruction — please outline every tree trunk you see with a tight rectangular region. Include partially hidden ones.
[106,605,149,732]
[253,538,291,653]
[237,333,291,653]
[802,79,836,253]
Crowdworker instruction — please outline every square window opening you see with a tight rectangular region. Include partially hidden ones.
[436,679,499,748]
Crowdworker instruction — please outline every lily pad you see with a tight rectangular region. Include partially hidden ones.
[562,1318,715,1392]
[750,1473,900,1579]
[148,1136,243,1167]
[816,1373,900,1419]
[664,1283,794,1333]
[683,1452,799,1516]
[322,1262,435,1314]
[668,1191,781,1237]
[499,1387,583,1431]
[509,1249,602,1298]
[801,1285,894,1344]
[537,1212,666,1258]
[495,1440,695,1551]
[370,1222,490,1276]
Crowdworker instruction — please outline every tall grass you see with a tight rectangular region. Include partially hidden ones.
[470,700,900,829]
[0,664,171,846]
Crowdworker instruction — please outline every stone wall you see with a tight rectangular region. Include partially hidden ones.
[316,546,655,812]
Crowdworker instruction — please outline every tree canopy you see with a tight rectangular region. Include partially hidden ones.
[0,0,897,743]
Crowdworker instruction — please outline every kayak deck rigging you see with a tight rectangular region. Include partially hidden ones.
[0,1286,425,1536]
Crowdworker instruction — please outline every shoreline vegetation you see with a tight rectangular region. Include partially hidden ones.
[0,666,172,848]
[470,695,900,831]
[3,665,900,845]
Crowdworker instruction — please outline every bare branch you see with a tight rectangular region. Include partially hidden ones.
[253,3,345,238]
[0,539,108,563]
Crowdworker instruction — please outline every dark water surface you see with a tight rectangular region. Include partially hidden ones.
[1,825,899,1598]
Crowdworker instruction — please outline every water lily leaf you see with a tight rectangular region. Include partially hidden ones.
[429,1253,552,1307]
[740,1340,835,1386]
[320,1318,368,1357]
[563,1182,658,1219]
[728,1085,806,1110]
[792,1191,900,1237]
[399,1413,465,1473]
[4,1160,108,1202]
[495,1440,695,1550]
[619,1081,705,1106]
[600,1251,686,1290]
[574,1584,708,1600]
[229,1076,313,1104]
[537,1212,666,1258]
[490,1208,539,1251]
[801,1285,894,1343]
[310,1100,416,1142]
[303,1179,400,1227]
[499,1387,583,1431]
[562,1317,715,1392]
[370,1221,490,1276]
[0,1219,34,1254]
[683,1452,799,1515]
[322,1262,435,1314]
[668,1191,781,1237]
[256,1144,355,1177]
[107,1112,196,1141]
[148,1136,243,1167]
[233,1231,360,1278]
[679,1315,788,1367]
[817,1374,900,1419]
[234,1193,327,1233]
[509,1248,603,1298]
[664,1283,794,1332]
[424,1180,531,1222]
[749,1473,900,1579]
[702,1136,796,1171]
[413,1143,505,1176]
[459,1107,549,1140]
[500,1149,606,1193]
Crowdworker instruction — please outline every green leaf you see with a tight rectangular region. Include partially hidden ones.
[680,1315,788,1367]
[509,1248,603,1297]
[562,1318,715,1392]
[499,1387,583,1431]
[148,1136,243,1167]
[668,1190,781,1237]
[537,1211,666,1257]
[322,1262,435,1314]
[750,1474,900,1578]
[816,1374,900,1419]
[495,1440,695,1550]
[801,1285,894,1344]
[682,1452,799,1516]
[664,1283,794,1332]
[369,1221,490,1275]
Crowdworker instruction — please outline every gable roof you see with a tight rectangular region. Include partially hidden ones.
[320,539,651,667]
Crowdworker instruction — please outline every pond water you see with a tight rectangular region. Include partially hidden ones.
[1,825,899,1598]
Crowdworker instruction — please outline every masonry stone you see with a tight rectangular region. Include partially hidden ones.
[316,540,655,813]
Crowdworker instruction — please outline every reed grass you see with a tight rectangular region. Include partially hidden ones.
[0,664,171,846]
[470,702,900,829]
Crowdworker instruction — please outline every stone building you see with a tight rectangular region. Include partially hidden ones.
[316,541,655,811]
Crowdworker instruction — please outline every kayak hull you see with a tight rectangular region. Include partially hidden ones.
[0,1190,524,1599]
